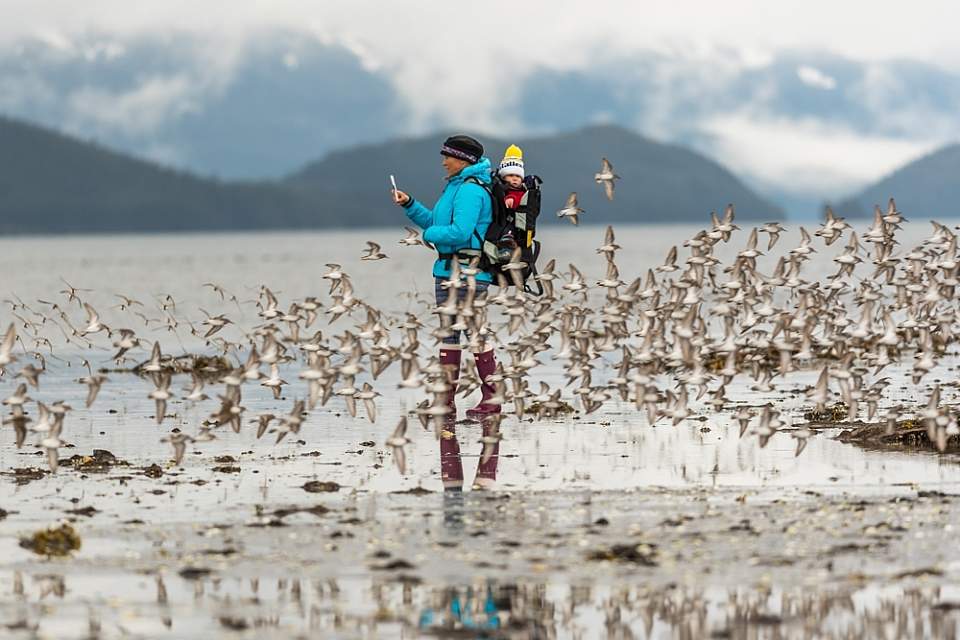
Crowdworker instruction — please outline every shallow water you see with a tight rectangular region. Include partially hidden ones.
[2,223,960,638]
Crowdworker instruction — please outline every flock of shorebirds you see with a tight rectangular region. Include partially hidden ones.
[1,156,958,476]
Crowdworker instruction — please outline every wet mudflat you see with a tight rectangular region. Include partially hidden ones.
[2,473,960,638]
[2,225,960,638]
[1,358,959,638]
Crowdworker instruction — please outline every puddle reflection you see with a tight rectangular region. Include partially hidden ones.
[2,570,958,638]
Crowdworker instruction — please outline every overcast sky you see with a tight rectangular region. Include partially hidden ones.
[3,1,960,205]
[5,1,957,61]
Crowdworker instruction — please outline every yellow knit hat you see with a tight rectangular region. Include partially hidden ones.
[498,144,525,178]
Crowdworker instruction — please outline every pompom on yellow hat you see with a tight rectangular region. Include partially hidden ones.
[498,144,525,178]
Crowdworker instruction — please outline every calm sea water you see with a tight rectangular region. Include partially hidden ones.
[2,223,959,492]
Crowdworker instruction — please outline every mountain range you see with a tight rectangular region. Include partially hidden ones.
[3,30,960,215]
[833,145,960,219]
[0,116,783,234]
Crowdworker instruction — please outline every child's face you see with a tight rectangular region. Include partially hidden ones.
[504,174,523,188]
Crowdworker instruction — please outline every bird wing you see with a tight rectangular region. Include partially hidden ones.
[83,303,99,325]
[85,379,100,408]
[602,180,614,201]
[565,192,578,208]
[0,323,14,357]
[264,287,278,307]
[172,440,186,465]
[394,446,406,475]
[722,204,735,224]
[46,446,59,473]
[601,157,614,173]
[364,397,377,423]
[846,231,860,253]
[392,416,408,439]
[606,261,619,280]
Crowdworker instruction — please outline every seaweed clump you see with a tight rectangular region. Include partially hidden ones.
[836,420,960,453]
[68,449,128,473]
[303,481,341,493]
[3,467,48,485]
[586,542,658,566]
[105,354,233,381]
[803,402,849,423]
[526,399,577,415]
[19,523,82,557]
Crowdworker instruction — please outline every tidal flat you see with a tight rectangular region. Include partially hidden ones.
[2,223,960,638]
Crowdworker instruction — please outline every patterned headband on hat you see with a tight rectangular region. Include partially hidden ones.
[441,145,478,164]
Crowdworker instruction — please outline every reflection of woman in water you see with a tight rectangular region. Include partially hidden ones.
[418,584,501,632]
[440,417,500,491]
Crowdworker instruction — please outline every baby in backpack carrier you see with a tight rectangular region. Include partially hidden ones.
[497,144,528,210]
[495,144,541,258]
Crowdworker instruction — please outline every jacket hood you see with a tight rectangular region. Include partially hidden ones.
[448,157,492,184]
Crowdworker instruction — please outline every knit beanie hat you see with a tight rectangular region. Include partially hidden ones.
[440,135,483,164]
[498,144,525,178]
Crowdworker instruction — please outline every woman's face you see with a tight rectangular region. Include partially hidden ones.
[442,154,469,177]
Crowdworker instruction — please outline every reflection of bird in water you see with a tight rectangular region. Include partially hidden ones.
[386,417,411,475]
[148,373,173,425]
[356,382,380,422]
[40,407,66,472]
[255,413,276,439]
[162,432,194,465]
[79,372,108,408]
[478,415,503,466]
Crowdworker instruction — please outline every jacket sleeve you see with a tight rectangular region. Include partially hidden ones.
[403,198,433,230]
[422,183,485,246]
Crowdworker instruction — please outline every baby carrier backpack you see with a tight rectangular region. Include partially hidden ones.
[464,174,544,295]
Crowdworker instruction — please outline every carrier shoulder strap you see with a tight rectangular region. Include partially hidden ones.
[463,176,495,243]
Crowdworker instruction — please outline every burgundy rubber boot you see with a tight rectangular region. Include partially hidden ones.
[474,417,501,489]
[439,347,462,413]
[439,418,464,491]
[466,350,502,418]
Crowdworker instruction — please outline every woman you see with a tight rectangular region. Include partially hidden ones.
[392,134,501,418]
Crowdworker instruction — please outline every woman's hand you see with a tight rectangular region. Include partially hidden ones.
[392,189,411,206]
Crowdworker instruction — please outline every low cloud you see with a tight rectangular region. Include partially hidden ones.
[700,112,938,196]
[66,74,200,136]
[796,65,836,90]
